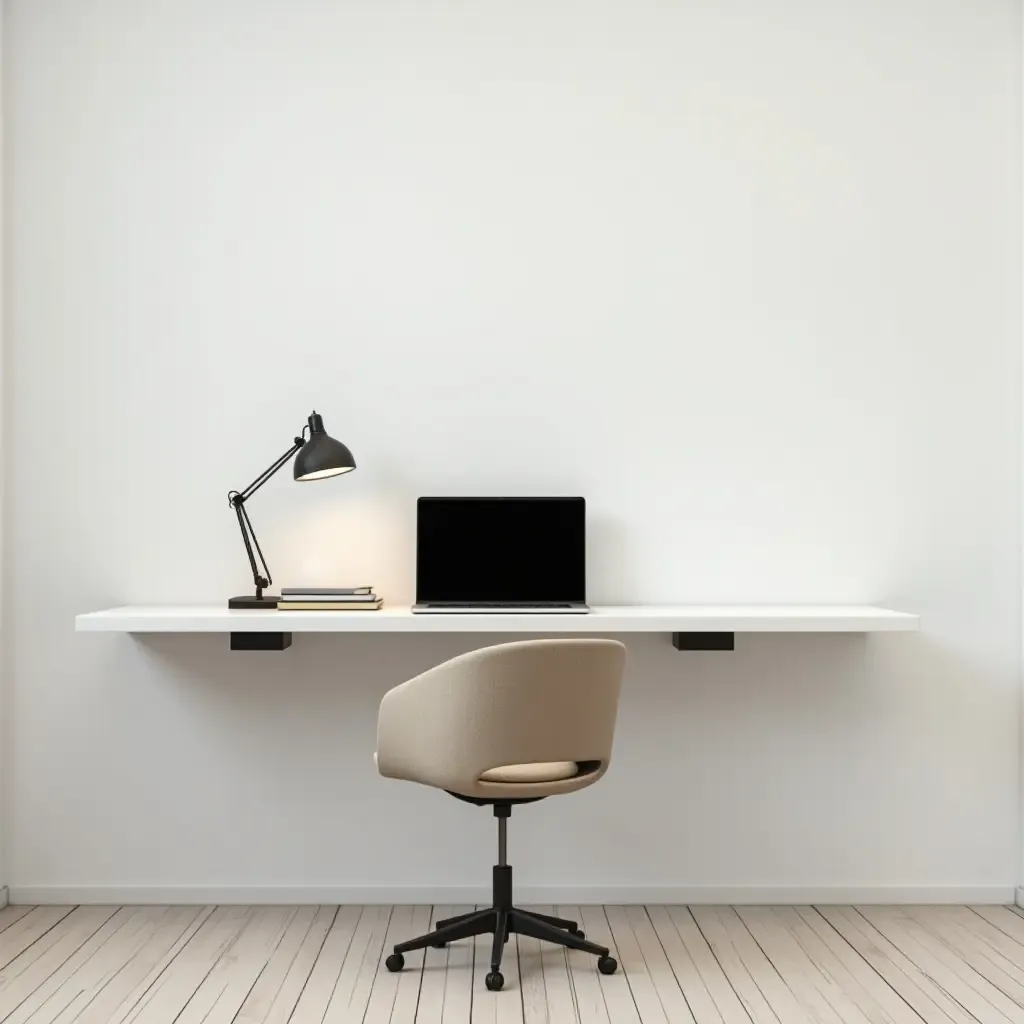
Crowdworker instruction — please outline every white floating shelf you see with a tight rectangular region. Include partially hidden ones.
[76,604,919,642]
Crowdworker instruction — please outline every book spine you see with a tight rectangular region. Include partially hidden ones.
[280,588,372,596]
[277,602,381,611]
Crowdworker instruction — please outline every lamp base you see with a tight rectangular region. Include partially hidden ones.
[228,595,280,610]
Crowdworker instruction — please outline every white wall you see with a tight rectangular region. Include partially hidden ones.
[1019,0,1024,909]
[0,3,5,901]
[5,0,1021,903]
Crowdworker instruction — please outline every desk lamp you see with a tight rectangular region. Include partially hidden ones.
[227,411,355,609]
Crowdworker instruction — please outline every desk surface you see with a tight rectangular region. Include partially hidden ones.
[76,605,920,634]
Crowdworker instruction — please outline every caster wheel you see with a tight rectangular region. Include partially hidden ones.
[385,953,405,973]
[485,971,504,992]
[570,928,586,939]
[598,956,617,975]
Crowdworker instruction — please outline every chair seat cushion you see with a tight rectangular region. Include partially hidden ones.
[479,761,579,784]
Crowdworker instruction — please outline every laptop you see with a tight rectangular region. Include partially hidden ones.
[413,496,589,613]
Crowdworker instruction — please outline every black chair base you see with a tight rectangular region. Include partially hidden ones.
[383,802,617,992]
[384,906,617,991]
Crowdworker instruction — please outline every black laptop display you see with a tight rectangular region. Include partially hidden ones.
[414,497,587,612]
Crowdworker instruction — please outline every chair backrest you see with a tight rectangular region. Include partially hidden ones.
[376,638,627,798]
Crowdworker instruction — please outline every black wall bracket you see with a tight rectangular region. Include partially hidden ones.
[672,632,735,651]
[231,632,292,651]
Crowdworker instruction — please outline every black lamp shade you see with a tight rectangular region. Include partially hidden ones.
[294,412,356,482]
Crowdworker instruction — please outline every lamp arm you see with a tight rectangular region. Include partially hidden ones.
[227,433,306,601]
[233,499,271,599]
[235,435,306,503]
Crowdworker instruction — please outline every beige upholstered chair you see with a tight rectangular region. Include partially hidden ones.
[376,638,627,992]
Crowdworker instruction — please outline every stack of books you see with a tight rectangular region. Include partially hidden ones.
[278,587,382,611]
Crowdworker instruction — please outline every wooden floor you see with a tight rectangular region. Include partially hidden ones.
[2,905,1024,1023]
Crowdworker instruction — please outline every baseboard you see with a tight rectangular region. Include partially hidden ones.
[0,888,8,909]
[8,885,1015,906]
[1015,887,1024,908]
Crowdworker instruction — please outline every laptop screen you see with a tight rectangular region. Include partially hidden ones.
[416,497,586,604]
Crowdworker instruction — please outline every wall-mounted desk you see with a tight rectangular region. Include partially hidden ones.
[76,605,920,651]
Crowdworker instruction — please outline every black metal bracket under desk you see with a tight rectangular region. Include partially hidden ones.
[230,632,292,651]
[672,632,735,651]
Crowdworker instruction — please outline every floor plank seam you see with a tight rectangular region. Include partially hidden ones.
[607,906,646,1024]
[232,904,300,1020]
[641,904,698,1024]
[690,909,768,1024]
[966,909,1024,950]
[850,907,986,1024]
[18,907,122,1023]
[809,907,932,1024]
[0,908,78,973]
[681,907,749,1024]
[283,905,339,1024]
[732,907,806,1023]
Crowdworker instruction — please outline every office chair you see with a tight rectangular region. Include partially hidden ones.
[375,638,627,992]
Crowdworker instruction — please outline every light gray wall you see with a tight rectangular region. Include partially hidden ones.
[5,0,1021,902]
[0,2,6,898]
